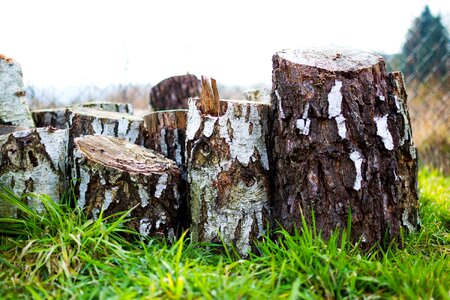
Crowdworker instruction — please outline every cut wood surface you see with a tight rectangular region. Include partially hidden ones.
[75,101,134,114]
[72,135,181,239]
[270,48,419,248]
[150,74,201,111]
[186,78,270,255]
[0,55,35,128]
[68,107,145,145]
[32,108,68,128]
[0,128,68,217]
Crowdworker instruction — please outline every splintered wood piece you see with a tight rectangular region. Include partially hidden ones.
[0,56,35,128]
[72,135,181,239]
[199,76,221,116]
[270,48,419,249]
[0,128,68,217]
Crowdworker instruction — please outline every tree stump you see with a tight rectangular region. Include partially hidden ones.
[144,110,187,167]
[72,135,181,239]
[0,128,68,217]
[75,101,134,114]
[186,78,270,255]
[32,108,68,128]
[0,55,35,128]
[270,48,419,248]
[67,107,145,146]
[150,74,201,111]
[144,109,189,229]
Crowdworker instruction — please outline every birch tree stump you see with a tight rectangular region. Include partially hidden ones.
[150,74,201,111]
[75,101,134,114]
[186,78,270,255]
[144,109,188,229]
[72,135,181,239]
[0,55,35,128]
[68,107,145,146]
[144,110,187,167]
[0,128,68,217]
[270,48,419,248]
[32,108,68,128]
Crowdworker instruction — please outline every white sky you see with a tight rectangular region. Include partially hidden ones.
[2,0,449,88]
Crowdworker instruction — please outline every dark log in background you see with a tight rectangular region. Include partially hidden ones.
[186,78,271,255]
[149,74,201,111]
[269,49,419,248]
[72,135,182,239]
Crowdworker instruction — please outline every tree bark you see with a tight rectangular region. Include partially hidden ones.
[72,135,181,239]
[0,128,68,217]
[144,109,189,230]
[144,110,187,167]
[75,101,134,114]
[270,48,419,248]
[68,107,145,146]
[32,108,68,128]
[186,78,270,255]
[150,74,201,111]
[0,55,35,128]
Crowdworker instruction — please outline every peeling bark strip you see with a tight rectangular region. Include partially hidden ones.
[74,101,134,114]
[72,135,181,239]
[67,107,145,146]
[0,55,35,128]
[270,48,419,249]
[186,78,270,255]
[0,128,68,217]
[32,108,68,128]
[149,74,201,111]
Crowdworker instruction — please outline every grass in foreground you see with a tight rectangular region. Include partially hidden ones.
[0,168,449,299]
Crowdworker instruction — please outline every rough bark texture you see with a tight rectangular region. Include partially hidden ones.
[150,74,201,111]
[32,108,68,128]
[186,78,270,255]
[270,48,419,249]
[75,101,134,114]
[144,109,188,229]
[72,135,181,239]
[144,110,187,167]
[67,107,145,146]
[0,128,68,217]
[0,55,35,128]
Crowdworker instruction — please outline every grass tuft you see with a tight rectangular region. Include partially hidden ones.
[0,168,449,299]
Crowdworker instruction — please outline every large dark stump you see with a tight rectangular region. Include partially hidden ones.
[270,48,419,248]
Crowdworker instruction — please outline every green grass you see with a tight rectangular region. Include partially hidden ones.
[0,168,449,299]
